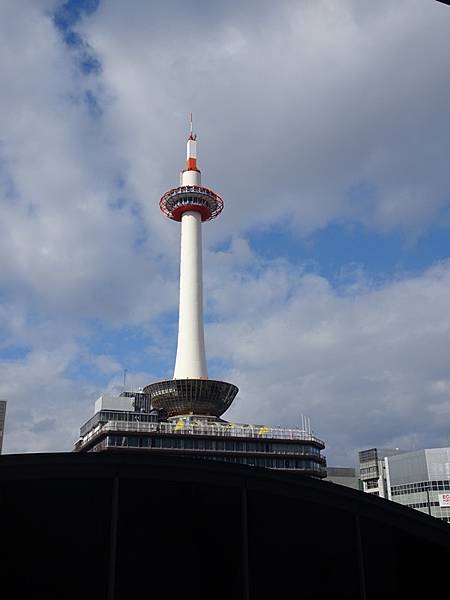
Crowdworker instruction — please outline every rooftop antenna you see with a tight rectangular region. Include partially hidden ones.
[123,368,128,390]
[301,414,306,432]
[188,112,196,140]
[300,414,311,434]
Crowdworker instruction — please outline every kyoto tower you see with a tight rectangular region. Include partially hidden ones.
[143,118,238,417]
[76,118,326,480]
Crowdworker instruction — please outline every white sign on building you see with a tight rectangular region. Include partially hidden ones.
[438,493,450,508]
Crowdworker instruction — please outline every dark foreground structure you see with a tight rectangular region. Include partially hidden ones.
[1,453,449,600]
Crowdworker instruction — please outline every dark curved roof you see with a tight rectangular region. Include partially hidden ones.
[1,452,449,599]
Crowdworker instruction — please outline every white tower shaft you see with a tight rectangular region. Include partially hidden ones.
[153,118,237,416]
[173,210,208,379]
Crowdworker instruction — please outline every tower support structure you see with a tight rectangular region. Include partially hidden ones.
[174,210,207,379]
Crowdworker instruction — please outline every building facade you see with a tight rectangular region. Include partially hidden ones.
[386,448,450,523]
[358,447,404,497]
[326,466,359,490]
[0,400,6,454]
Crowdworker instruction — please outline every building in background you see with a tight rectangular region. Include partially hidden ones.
[386,448,450,524]
[75,122,327,478]
[326,466,359,490]
[0,400,6,454]
[358,447,405,497]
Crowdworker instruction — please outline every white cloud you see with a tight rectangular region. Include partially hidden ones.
[0,344,93,453]
[78,0,450,237]
[0,0,177,329]
[206,248,450,464]
[89,353,122,375]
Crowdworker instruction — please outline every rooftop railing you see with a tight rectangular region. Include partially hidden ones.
[78,419,325,449]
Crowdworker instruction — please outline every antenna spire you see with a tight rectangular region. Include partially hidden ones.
[188,112,196,140]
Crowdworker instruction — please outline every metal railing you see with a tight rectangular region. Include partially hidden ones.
[78,419,325,449]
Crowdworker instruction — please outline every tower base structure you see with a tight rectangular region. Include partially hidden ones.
[74,387,327,479]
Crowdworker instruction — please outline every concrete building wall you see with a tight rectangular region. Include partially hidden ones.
[94,396,134,413]
[359,448,405,498]
[326,467,359,490]
[386,448,450,524]
[426,448,450,479]
[387,450,428,486]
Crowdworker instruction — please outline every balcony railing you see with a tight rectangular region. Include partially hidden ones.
[78,419,325,449]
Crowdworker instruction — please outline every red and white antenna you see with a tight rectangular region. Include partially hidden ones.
[186,113,198,173]
[189,112,195,139]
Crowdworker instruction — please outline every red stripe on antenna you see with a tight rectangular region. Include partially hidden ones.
[186,158,198,171]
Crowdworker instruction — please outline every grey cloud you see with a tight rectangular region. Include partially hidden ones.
[78,0,450,238]
[205,247,450,464]
[0,1,178,330]
[0,345,95,453]
[1,1,450,464]
[31,417,57,434]
[2,0,449,332]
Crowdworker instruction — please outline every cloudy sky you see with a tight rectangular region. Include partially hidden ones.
[1,0,450,465]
